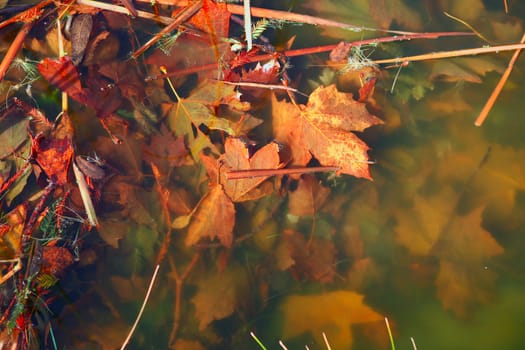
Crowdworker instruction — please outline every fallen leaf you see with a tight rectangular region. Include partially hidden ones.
[287,175,331,216]
[394,190,456,256]
[219,138,281,202]
[435,260,499,318]
[368,0,423,31]
[0,108,28,159]
[433,207,504,264]
[142,124,188,176]
[187,0,230,38]
[281,290,383,349]
[40,246,74,275]
[191,265,247,330]
[33,134,73,186]
[283,229,336,283]
[272,85,383,179]
[0,204,26,259]
[186,184,235,247]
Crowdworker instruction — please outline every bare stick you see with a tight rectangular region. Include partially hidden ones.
[474,33,525,126]
[73,162,99,227]
[169,252,200,346]
[76,0,173,25]
[132,0,203,58]
[147,31,473,80]
[226,166,340,180]
[120,264,160,350]
[244,0,252,51]
[322,332,332,350]
[373,43,525,65]
[0,21,33,82]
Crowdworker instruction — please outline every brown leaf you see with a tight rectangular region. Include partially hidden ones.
[287,175,331,216]
[142,124,188,175]
[187,0,230,38]
[0,204,26,258]
[33,134,73,185]
[40,246,74,275]
[283,229,336,283]
[219,138,281,202]
[70,13,93,65]
[191,265,247,330]
[281,291,383,349]
[273,85,383,179]
[435,260,498,318]
[186,184,235,247]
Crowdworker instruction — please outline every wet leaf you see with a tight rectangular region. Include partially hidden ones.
[287,175,331,216]
[191,265,247,330]
[435,260,499,318]
[40,246,74,275]
[282,229,336,283]
[394,191,455,256]
[186,184,235,248]
[0,109,28,159]
[219,138,281,202]
[33,135,73,185]
[272,85,383,179]
[0,204,26,259]
[70,13,93,65]
[281,290,383,349]
[188,0,230,39]
[143,124,188,176]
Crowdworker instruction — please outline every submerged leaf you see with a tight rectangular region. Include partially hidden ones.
[191,265,248,330]
[186,184,235,247]
[281,290,383,349]
[273,85,382,179]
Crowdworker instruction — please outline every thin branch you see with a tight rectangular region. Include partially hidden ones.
[226,166,341,180]
[372,43,525,65]
[169,252,200,346]
[120,264,160,350]
[474,33,525,126]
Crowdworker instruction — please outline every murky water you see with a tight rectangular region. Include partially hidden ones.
[2,1,525,349]
[59,2,525,349]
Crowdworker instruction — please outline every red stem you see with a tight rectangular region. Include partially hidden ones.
[226,166,340,179]
[147,31,474,80]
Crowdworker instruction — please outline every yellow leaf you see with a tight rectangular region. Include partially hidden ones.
[171,214,191,229]
[281,290,383,349]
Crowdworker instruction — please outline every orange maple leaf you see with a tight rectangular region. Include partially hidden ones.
[185,184,235,248]
[281,290,383,349]
[201,137,282,202]
[272,85,383,179]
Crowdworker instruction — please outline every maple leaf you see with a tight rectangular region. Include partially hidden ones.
[191,265,248,330]
[219,138,281,202]
[166,80,255,159]
[282,229,336,283]
[33,134,73,186]
[142,124,188,176]
[287,175,331,216]
[38,56,122,118]
[435,260,499,318]
[394,191,456,256]
[280,290,383,349]
[200,138,281,202]
[185,184,235,248]
[187,0,230,39]
[272,85,383,179]
[395,187,504,317]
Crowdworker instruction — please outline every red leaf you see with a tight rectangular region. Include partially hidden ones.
[33,135,73,185]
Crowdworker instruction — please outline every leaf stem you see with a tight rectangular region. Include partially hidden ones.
[226,166,340,180]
